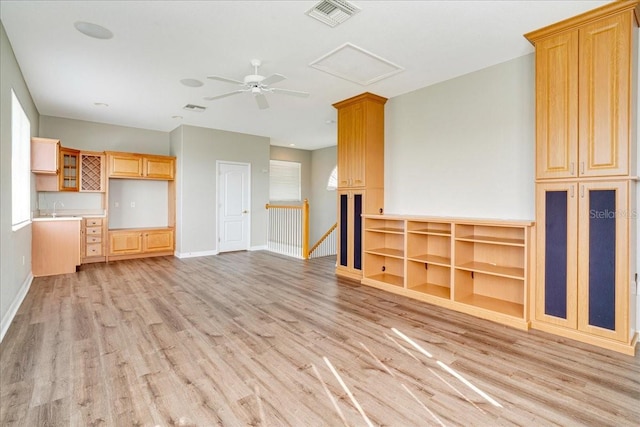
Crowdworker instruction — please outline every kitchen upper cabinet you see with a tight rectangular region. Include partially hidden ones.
[527,5,636,179]
[31,137,60,174]
[107,152,175,180]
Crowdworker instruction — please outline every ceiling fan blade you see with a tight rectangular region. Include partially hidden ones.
[270,87,310,98]
[254,93,269,109]
[203,90,245,101]
[261,73,286,86]
[207,75,245,85]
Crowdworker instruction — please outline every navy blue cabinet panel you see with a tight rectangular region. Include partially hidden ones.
[339,194,348,267]
[544,191,569,319]
[353,194,362,270]
[587,189,616,331]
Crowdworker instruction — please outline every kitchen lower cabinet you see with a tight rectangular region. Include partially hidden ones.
[81,217,106,263]
[108,228,174,261]
[535,180,636,353]
[32,219,81,277]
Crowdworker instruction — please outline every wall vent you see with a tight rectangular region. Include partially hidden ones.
[183,104,206,112]
[306,0,360,27]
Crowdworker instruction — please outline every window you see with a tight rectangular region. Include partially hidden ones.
[327,165,337,190]
[12,90,31,229]
[270,160,301,201]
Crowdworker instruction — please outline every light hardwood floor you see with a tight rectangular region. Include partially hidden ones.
[1,251,638,426]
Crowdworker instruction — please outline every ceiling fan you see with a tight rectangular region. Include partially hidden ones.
[204,59,310,109]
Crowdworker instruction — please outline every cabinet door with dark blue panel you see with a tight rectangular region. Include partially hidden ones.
[577,181,629,341]
[536,182,578,328]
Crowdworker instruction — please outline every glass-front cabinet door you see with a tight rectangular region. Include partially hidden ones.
[59,148,80,191]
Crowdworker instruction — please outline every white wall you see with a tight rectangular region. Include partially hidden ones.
[0,22,39,341]
[385,54,535,220]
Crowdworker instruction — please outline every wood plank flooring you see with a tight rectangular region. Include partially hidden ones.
[1,251,638,426]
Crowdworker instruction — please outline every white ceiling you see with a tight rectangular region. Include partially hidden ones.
[1,0,610,150]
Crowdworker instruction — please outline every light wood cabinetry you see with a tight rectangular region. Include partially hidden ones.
[526,1,638,354]
[108,228,174,260]
[334,92,386,189]
[81,217,105,263]
[107,152,175,180]
[526,2,636,179]
[334,93,387,280]
[536,180,635,351]
[32,219,81,277]
[362,215,533,330]
[31,137,60,174]
[80,152,105,192]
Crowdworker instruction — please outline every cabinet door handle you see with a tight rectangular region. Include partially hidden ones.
[580,162,585,175]
[570,162,575,175]
[580,185,585,198]
[570,185,575,198]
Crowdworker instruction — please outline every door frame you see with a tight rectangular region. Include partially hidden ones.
[216,160,251,253]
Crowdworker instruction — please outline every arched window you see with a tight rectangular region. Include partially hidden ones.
[326,166,337,191]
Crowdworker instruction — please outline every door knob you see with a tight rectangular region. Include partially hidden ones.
[243,210,249,213]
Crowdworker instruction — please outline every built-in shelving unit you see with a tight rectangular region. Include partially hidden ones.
[362,215,533,329]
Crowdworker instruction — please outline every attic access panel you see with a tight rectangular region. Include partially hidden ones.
[309,42,403,86]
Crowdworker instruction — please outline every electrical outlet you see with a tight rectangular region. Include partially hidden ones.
[114,201,119,208]
[130,202,135,208]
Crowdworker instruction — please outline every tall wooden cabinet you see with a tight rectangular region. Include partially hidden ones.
[526,0,639,354]
[333,93,387,280]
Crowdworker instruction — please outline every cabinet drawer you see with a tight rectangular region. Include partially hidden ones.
[86,226,102,235]
[85,218,103,227]
[86,235,102,244]
[85,243,103,257]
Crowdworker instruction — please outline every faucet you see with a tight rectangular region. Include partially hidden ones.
[52,201,64,217]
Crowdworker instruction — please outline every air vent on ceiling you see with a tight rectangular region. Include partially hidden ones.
[306,0,360,27]
[183,104,206,112]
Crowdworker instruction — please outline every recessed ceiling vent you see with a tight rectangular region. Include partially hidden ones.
[306,0,360,27]
[183,104,206,112]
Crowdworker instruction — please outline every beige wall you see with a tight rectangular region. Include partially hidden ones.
[0,22,40,340]
[385,54,535,220]
[174,124,270,256]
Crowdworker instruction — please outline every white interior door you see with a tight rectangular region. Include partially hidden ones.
[218,162,250,252]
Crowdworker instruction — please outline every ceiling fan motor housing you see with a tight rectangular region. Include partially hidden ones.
[244,74,265,85]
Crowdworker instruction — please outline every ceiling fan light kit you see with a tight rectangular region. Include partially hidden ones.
[204,59,309,110]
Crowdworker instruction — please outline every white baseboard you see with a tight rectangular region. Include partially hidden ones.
[174,249,219,259]
[0,272,33,343]
[249,245,268,251]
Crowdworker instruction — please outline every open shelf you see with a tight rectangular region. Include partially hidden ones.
[364,218,405,234]
[455,294,524,318]
[407,221,451,236]
[366,273,404,287]
[407,260,450,299]
[455,262,524,280]
[365,247,404,258]
[363,252,404,287]
[454,269,525,319]
[407,254,451,266]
